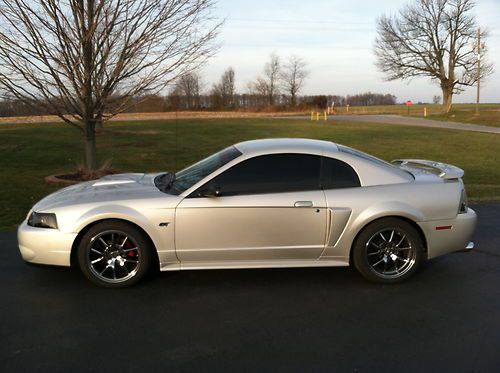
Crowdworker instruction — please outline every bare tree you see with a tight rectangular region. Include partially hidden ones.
[0,0,221,170]
[264,53,281,106]
[175,72,203,110]
[247,78,269,97]
[433,95,442,105]
[281,55,308,107]
[246,54,281,108]
[220,67,235,107]
[374,0,493,113]
[211,67,235,108]
[244,78,269,108]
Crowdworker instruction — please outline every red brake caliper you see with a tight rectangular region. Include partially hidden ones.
[124,240,136,257]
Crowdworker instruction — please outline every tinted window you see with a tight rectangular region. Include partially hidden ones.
[321,157,360,189]
[194,154,321,196]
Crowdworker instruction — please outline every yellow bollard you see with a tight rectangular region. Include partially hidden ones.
[346,104,349,113]
[424,107,427,117]
[316,112,320,121]
[311,111,314,121]
[324,111,327,121]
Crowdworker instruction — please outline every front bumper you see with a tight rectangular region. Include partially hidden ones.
[17,220,77,266]
[418,208,477,259]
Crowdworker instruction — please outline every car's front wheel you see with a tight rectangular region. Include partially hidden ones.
[352,218,424,283]
[77,221,153,288]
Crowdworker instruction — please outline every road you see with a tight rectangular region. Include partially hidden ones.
[293,114,500,134]
[1,203,499,372]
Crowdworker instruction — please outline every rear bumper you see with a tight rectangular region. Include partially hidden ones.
[17,221,76,267]
[418,208,477,259]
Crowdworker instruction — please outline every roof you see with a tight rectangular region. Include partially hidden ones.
[232,138,413,186]
[234,138,339,156]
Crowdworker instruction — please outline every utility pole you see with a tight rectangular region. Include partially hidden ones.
[475,27,481,117]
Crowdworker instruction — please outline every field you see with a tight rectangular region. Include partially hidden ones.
[335,103,443,115]
[429,106,500,128]
[1,117,499,230]
[335,102,500,120]
[334,103,500,128]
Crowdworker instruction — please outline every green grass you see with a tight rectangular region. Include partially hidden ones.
[335,103,500,117]
[428,107,500,128]
[337,103,442,116]
[1,118,499,230]
[336,102,500,128]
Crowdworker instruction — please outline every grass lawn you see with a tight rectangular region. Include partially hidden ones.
[336,103,500,128]
[429,107,500,128]
[1,118,499,230]
[336,103,443,116]
[335,103,500,118]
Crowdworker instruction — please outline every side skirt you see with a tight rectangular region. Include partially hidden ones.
[159,258,349,272]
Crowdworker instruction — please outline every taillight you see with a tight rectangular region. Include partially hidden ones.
[458,189,468,214]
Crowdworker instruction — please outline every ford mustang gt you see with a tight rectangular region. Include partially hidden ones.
[18,138,476,287]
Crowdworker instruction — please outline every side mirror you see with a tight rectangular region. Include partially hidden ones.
[200,185,221,198]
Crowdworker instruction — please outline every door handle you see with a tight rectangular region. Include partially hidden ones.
[294,201,313,208]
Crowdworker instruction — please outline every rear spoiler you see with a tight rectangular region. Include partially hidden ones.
[391,159,464,180]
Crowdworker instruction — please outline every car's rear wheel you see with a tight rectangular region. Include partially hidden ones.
[352,218,424,283]
[77,221,153,288]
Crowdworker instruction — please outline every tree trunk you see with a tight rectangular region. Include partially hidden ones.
[291,93,296,107]
[82,0,96,170]
[442,87,453,113]
[84,126,97,170]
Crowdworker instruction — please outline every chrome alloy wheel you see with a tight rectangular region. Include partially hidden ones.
[365,228,417,279]
[87,230,141,284]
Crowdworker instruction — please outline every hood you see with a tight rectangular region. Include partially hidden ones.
[33,173,171,212]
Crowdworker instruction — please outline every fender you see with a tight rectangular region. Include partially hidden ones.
[323,201,426,259]
[70,204,178,266]
[352,201,425,231]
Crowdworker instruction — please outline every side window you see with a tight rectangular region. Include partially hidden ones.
[194,154,321,197]
[322,157,360,189]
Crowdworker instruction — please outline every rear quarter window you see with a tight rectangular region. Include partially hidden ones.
[322,157,361,189]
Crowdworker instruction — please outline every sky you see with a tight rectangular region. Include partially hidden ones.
[203,0,500,103]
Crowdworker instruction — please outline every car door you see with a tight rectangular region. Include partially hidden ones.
[175,153,328,262]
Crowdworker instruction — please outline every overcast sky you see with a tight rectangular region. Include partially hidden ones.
[203,0,500,103]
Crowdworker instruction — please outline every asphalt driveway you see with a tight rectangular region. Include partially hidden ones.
[1,204,499,372]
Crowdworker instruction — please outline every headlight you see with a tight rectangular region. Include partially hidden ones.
[27,212,58,229]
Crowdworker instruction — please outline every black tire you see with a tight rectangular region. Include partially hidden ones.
[77,220,153,288]
[352,218,424,283]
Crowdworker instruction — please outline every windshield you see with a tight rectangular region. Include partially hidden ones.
[159,146,242,195]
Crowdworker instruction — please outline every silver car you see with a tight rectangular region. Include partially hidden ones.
[18,138,477,287]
